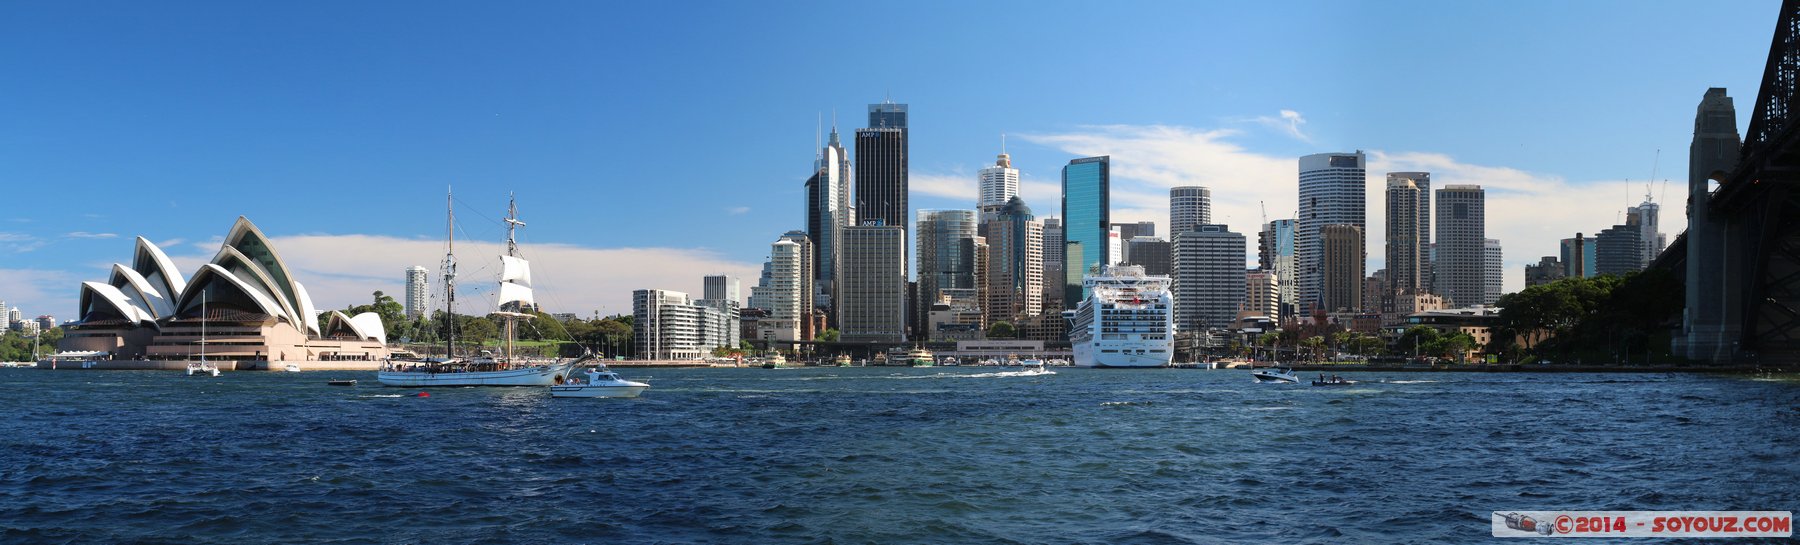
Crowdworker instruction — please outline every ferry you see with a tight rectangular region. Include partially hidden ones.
[1066,264,1174,368]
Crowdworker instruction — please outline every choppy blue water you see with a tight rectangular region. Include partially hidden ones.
[1,367,1796,544]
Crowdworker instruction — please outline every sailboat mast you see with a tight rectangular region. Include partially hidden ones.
[503,194,522,363]
[444,188,458,360]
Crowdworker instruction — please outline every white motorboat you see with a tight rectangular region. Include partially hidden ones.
[1019,359,1053,376]
[551,367,648,398]
[1251,367,1300,383]
[283,364,301,373]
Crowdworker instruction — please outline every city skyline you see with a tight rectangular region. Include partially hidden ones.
[0,1,1779,319]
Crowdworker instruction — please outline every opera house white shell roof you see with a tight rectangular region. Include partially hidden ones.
[71,217,382,344]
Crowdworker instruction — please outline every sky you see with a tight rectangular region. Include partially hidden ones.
[0,0,1782,321]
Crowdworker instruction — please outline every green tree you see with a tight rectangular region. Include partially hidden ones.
[817,328,840,342]
[1394,326,1442,359]
[986,321,1017,339]
[1300,336,1327,362]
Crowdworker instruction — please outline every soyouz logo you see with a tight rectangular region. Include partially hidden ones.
[1492,511,1791,538]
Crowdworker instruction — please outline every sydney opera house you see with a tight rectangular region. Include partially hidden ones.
[48,217,390,370]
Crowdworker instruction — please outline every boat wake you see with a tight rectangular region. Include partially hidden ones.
[962,370,1056,378]
[1384,380,1440,384]
[359,394,407,398]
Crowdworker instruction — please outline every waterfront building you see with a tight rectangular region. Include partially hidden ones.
[981,197,1044,326]
[1385,172,1432,301]
[1525,256,1565,288]
[1320,224,1364,313]
[1061,156,1111,308]
[1258,219,1297,319]
[807,124,853,308]
[916,209,981,336]
[1390,306,1505,362]
[702,275,741,307]
[19,320,39,336]
[927,288,985,342]
[1172,224,1246,332]
[1595,224,1645,277]
[746,260,773,311]
[1169,186,1212,235]
[633,289,733,360]
[0,300,8,330]
[1245,270,1280,320]
[763,238,805,342]
[6,307,19,330]
[1434,184,1486,307]
[1560,234,1596,278]
[1125,237,1171,276]
[1041,217,1065,312]
[838,222,907,343]
[777,231,817,328]
[56,219,389,363]
[855,101,909,270]
[1483,239,1503,306]
[977,150,1019,224]
[403,266,429,319]
[1298,152,1367,312]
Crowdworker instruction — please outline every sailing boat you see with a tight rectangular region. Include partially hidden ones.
[187,293,220,377]
[377,191,579,387]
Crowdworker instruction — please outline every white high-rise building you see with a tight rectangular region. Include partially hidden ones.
[1483,239,1504,307]
[1170,186,1212,235]
[404,266,429,319]
[7,307,20,329]
[1298,152,1367,313]
[1627,193,1665,268]
[697,275,742,349]
[977,151,1020,224]
[808,125,853,307]
[1172,224,1246,332]
[764,238,804,342]
[0,300,8,330]
[633,289,734,360]
[1107,226,1124,266]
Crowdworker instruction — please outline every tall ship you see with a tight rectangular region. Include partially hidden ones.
[378,191,581,387]
[1066,264,1174,368]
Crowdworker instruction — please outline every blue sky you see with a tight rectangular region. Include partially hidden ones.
[0,0,1780,319]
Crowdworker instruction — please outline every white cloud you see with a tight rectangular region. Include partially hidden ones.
[1250,109,1312,143]
[727,206,751,215]
[0,233,45,253]
[168,234,763,319]
[0,268,77,321]
[65,232,118,239]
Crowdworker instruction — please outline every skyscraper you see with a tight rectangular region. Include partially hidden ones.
[1061,156,1111,308]
[916,209,980,336]
[702,275,741,307]
[838,223,907,343]
[855,100,909,266]
[1595,224,1644,277]
[1259,219,1297,319]
[1298,152,1366,312]
[1115,221,1155,240]
[977,151,1019,224]
[1627,195,1665,268]
[1320,224,1364,313]
[764,238,805,341]
[1041,217,1065,311]
[1124,237,1172,276]
[1169,186,1212,235]
[807,124,853,306]
[0,300,9,330]
[1384,172,1432,297]
[981,197,1044,326]
[404,266,429,318]
[778,230,816,317]
[1560,235,1596,278]
[1172,224,1246,332]
[1246,270,1280,320]
[1483,238,1503,307]
[697,274,742,348]
[1434,184,1486,307]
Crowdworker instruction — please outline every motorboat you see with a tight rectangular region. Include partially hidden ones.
[551,367,649,398]
[327,379,357,386]
[283,364,302,373]
[1311,375,1358,386]
[1251,367,1300,383]
[941,356,960,367]
[1019,359,1053,376]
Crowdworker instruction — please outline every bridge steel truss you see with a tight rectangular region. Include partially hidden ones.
[1718,0,1800,364]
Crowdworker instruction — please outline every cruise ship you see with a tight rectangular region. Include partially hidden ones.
[1066,264,1174,368]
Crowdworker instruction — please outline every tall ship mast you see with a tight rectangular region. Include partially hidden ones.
[1067,264,1174,368]
[378,191,577,387]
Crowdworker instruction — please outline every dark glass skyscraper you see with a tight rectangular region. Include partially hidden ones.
[1061,156,1111,308]
[855,100,909,266]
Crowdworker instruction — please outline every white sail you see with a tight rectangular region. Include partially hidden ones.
[500,255,532,287]
[499,281,534,307]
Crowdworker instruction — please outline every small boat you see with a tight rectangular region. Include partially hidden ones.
[1020,359,1053,376]
[551,367,649,398]
[941,356,960,367]
[186,361,219,377]
[283,364,302,373]
[1311,376,1358,386]
[1251,368,1300,383]
[327,379,357,386]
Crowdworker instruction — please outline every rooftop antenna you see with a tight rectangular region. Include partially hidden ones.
[815,112,823,158]
[1646,149,1660,204]
[1001,133,1007,154]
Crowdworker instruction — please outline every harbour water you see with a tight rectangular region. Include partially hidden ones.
[1,368,1795,543]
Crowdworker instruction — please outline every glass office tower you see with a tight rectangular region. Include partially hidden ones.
[1061,156,1111,308]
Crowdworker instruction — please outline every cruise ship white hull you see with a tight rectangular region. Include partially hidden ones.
[377,365,566,387]
[1071,340,1174,368]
